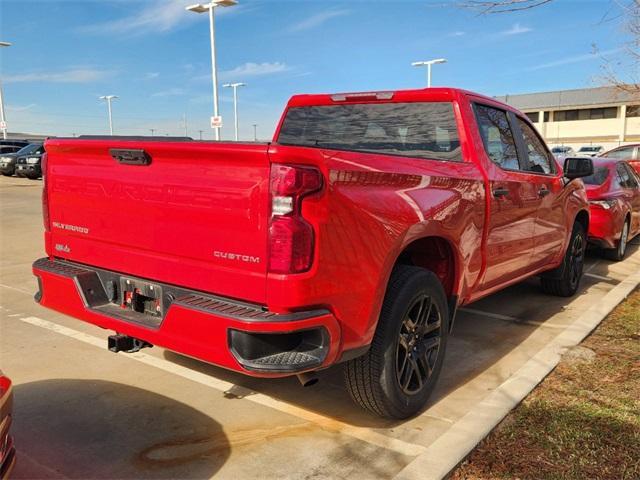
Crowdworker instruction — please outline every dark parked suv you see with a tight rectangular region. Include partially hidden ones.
[14,143,45,179]
[0,140,32,176]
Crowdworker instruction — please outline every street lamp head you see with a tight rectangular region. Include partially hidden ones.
[412,58,447,67]
[186,0,237,13]
[0,42,12,47]
[412,59,447,67]
[223,82,246,88]
[99,95,118,101]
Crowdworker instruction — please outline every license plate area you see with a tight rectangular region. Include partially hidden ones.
[120,277,163,319]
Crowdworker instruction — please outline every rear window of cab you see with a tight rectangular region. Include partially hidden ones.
[277,102,462,162]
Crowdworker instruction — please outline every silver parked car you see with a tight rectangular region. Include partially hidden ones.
[576,145,604,157]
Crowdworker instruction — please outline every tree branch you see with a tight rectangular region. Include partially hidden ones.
[460,0,554,14]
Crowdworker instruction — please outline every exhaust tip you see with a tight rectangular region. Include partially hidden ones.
[296,372,319,387]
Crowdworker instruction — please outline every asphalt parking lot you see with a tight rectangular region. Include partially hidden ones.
[1,174,639,480]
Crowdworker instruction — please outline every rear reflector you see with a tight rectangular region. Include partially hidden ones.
[269,216,314,274]
[268,164,323,274]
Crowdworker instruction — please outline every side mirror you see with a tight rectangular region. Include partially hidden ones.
[563,157,594,180]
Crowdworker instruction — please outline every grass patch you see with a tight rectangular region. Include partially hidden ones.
[452,289,640,480]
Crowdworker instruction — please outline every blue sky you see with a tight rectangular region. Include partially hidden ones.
[0,0,633,140]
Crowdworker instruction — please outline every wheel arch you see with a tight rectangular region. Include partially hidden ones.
[386,235,462,332]
[393,236,459,298]
[575,209,589,234]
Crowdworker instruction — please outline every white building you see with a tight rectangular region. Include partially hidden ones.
[496,86,639,151]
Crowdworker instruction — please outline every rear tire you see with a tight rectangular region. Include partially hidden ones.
[604,218,629,262]
[344,265,449,419]
[541,222,586,297]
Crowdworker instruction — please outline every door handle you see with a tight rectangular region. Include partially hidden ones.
[493,187,510,198]
[538,187,551,198]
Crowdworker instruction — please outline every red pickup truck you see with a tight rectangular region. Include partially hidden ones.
[33,88,594,418]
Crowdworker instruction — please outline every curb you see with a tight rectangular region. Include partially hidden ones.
[394,269,640,480]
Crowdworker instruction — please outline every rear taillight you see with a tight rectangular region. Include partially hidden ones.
[269,164,322,274]
[41,152,50,231]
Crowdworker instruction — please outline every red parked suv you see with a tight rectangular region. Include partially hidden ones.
[33,88,594,418]
[584,158,640,260]
[0,372,15,479]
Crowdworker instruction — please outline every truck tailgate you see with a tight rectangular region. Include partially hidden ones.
[44,139,271,304]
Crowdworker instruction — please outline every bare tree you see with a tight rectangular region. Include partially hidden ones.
[461,0,640,99]
[598,1,640,98]
[461,0,553,14]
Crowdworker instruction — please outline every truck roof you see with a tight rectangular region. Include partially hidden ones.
[286,87,510,110]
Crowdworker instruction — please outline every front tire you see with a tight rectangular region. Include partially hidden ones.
[344,265,449,419]
[604,218,629,262]
[541,222,586,297]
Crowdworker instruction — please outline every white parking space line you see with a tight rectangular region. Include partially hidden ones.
[585,259,600,273]
[458,308,519,322]
[18,315,427,458]
[395,269,640,480]
[0,283,33,295]
[584,272,614,282]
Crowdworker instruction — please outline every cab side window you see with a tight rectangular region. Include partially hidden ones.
[474,104,521,171]
[516,118,555,174]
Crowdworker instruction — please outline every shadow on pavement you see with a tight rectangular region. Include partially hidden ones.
[159,246,637,430]
[11,379,230,479]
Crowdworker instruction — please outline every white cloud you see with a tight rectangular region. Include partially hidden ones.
[151,87,186,97]
[500,23,532,36]
[220,62,292,80]
[288,9,350,33]
[526,48,623,71]
[6,104,37,112]
[80,0,247,36]
[145,72,160,79]
[448,31,465,37]
[4,68,114,84]
[79,0,188,35]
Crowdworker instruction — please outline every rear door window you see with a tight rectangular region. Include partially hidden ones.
[473,104,521,171]
[516,117,555,174]
[277,102,462,162]
[582,166,610,185]
[617,163,634,188]
[622,163,640,188]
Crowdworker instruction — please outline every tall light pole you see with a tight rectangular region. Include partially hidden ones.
[252,123,257,142]
[99,95,118,135]
[411,58,447,88]
[223,82,245,141]
[0,41,12,140]
[186,0,238,141]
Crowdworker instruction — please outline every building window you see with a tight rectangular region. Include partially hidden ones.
[525,112,539,123]
[627,105,640,117]
[554,107,618,121]
[588,107,617,119]
[555,110,578,121]
[544,111,550,122]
